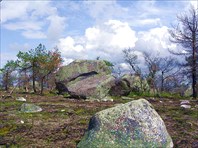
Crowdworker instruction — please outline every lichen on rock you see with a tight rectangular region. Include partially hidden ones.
[77,99,173,148]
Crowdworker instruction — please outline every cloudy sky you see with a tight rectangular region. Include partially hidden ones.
[0,0,197,70]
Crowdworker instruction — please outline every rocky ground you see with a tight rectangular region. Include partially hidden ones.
[0,91,197,148]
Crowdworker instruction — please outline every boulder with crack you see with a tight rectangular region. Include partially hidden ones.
[55,60,115,100]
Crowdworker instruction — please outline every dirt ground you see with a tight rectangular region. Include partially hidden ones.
[0,91,198,148]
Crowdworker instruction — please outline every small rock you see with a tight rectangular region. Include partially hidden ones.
[16,97,26,102]
[101,98,108,102]
[20,103,42,113]
[180,100,190,105]
[121,96,134,100]
[20,120,24,124]
[180,104,191,109]
[109,99,114,102]
[159,101,163,103]
[61,109,65,112]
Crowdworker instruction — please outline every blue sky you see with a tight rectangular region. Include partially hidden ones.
[0,0,197,70]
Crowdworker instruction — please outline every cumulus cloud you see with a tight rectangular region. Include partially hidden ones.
[57,20,137,65]
[47,15,66,41]
[57,20,179,74]
[1,1,29,23]
[1,1,66,40]
[190,1,197,9]
[22,30,47,39]
[135,26,175,57]
[83,0,128,22]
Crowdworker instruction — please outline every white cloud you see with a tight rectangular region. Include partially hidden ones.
[1,1,66,40]
[47,15,66,41]
[22,30,47,39]
[57,20,137,65]
[119,63,130,71]
[135,18,161,26]
[190,1,198,9]
[83,0,128,23]
[135,26,175,57]
[1,1,29,23]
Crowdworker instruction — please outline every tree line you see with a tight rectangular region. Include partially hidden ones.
[0,44,62,95]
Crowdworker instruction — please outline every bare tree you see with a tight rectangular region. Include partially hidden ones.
[169,6,198,98]
[123,48,141,75]
[158,57,179,92]
[143,52,160,93]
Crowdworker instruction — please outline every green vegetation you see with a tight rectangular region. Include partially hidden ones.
[128,91,188,100]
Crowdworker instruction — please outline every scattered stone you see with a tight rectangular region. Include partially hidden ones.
[16,97,26,102]
[180,100,191,109]
[121,96,134,100]
[101,98,108,102]
[101,96,113,102]
[77,99,173,148]
[20,103,42,113]
[109,99,114,102]
[180,104,191,109]
[180,100,190,105]
[20,120,24,124]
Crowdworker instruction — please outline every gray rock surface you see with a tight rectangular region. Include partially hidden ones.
[78,99,173,148]
[110,74,150,96]
[55,60,114,100]
[16,97,26,102]
[68,74,115,100]
[56,60,111,83]
[20,103,42,113]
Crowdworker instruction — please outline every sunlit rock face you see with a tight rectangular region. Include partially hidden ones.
[78,99,173,148]
[55,60,115,100]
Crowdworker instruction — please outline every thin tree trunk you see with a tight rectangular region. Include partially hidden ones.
[192,35,197,98]
[161,71,164,92]
[40,77,44,95]
[5,71,9,91]
[32,62,37,93]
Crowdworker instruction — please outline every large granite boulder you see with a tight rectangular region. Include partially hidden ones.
[68,74,115,100]
[55,60,115,100]
[56,60,111,83]
[77,99,173,148]
[122,74,150,93]
[109,78,131,96]
[109,74,150,96]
